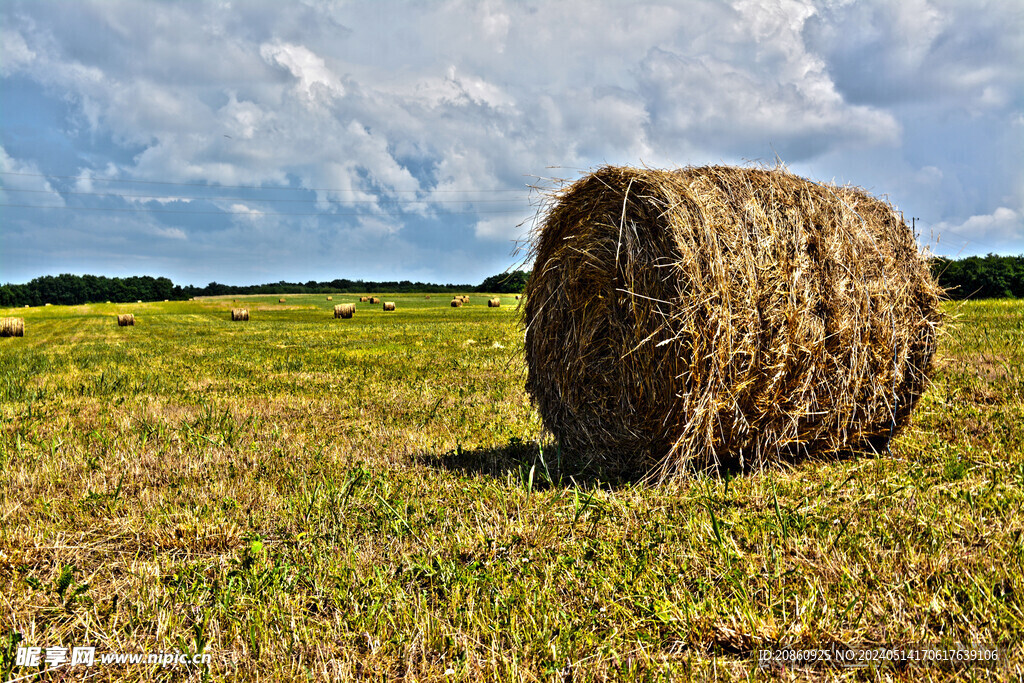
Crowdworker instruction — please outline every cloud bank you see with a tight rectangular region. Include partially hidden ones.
[1,0,1021,284]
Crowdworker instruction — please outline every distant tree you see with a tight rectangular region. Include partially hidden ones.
[477,270,530,293]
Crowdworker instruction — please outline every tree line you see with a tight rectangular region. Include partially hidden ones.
[0,270,532,307]
[5,257,1020,307]
[931,254,1024,299]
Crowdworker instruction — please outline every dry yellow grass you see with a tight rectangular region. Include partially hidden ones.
[0,317,25,337]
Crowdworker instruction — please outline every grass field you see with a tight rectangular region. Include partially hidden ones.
[1,295,1022,681]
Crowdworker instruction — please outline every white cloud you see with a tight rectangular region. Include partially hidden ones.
[0,146,64,206]
[1,0,1021,283]
[260,41,345,104]
[934,207,1023,249]
[0,28,35,75]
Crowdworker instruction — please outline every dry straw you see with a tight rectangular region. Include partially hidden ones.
[231,308,249,321]
[488,298,501,307]
[383,301,396,311]
[451,299,463,308]
[1,318,25,337]
[117,314,135,326]
[334,303,355,319]
[523,164,943,480]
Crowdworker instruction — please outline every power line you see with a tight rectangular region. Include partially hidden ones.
[0,186,529,204]
[0,202,530,217]
[0,170,527,193]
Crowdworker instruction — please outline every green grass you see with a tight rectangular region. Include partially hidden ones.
[1,294,1022,681]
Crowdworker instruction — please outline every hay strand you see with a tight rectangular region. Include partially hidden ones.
[524,164,942,480]
[1,318,25,337]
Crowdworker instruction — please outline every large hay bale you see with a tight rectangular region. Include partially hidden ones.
[524,165,942,479]
[231,308,249,321]
[334,303,355,319]
[117,314,135,327]
[383,301,396,311]
[451,299,463,308]
[488,298,501,308]
[1,318,25,337]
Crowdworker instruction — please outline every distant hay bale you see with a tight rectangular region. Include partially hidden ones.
[515,295,521,300]
[383,301,396,311]
[117,314,135,327]
[425,295,431,299]
[459,295,470,304]
[359,296,370,302]
[1,318,25,337]
[231,308,249,321]
[137,300,142,303]
[370,297,381,304]
[524,164,943,480]
[334,303,355,319]
[45,303,52,307]
[488,298,501,307]
[278,298,286,303]
[326,296,333,301]
[451,299,463,308]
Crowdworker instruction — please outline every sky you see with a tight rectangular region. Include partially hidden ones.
[1,0,1022,287]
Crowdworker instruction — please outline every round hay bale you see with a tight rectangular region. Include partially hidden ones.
[1,317,25,337]
[326,296,333,301]
[278,298,286,303]
[231,308,249,321]
[117,313,135,327]
[524,165,942,479]
[451,299,463,308]
[359,296,370,302]
[334,303,355,319]
[137,300,142,303]
[370,297,381,304]
[45,303,52,307]
[488,298,501,308]
[515,295,521,300]
[383,301,396,311]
